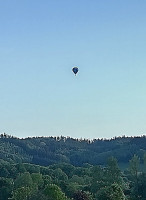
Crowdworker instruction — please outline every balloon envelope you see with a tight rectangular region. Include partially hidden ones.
[72,67,78,75]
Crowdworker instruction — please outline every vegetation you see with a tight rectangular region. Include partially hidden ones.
[1,133,146,199]
[1,133,146,166]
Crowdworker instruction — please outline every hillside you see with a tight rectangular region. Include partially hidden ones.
[0,133,146,166]
[1,133,146,199]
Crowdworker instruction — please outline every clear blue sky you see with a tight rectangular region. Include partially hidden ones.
[0,0,146,139]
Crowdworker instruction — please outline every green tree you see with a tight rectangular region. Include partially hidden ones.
[14,172,33,188]
[12,187,31,200]
[106,156,122,185]
[0,165,9,177]
[43,175,52,186]
[15,163,26,174]
[64,182,82,198]
[129,155,140,179]
[53,168,68,181]
[31,173,44,188]
[44,184,68,200]
[28,190,48,200]
[0,178,13,200]
[69,175,84,185]
[143,152,146,173]
[24,163,40,173]
[90,165,104,193]
[96,183,125,200]
[129,155,140,199]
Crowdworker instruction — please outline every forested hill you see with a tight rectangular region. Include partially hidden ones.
[0,133,146,166]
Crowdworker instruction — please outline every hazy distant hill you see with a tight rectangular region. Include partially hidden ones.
[0,133,146,167]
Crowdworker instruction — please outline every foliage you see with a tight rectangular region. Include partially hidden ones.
[1,134,146,199]
[44,184,68,200]
[96,183,125,200]
[12,186,32,200]
[14,172,33,188]
[0,177,13,200]
[73,190,93,200]
[1,134,146,166]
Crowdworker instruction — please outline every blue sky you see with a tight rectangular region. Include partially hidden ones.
[0,0,146,139]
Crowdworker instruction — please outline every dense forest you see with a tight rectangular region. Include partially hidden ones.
[1,133,146,199]
[1,133,146,167]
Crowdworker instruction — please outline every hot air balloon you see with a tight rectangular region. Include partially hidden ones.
[72,67,78,76]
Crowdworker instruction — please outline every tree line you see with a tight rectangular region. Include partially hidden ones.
[1,133,146,166]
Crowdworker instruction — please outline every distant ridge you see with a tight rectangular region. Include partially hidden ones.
[0,133,146,167]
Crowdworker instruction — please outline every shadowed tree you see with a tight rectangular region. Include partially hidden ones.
[0,178,13,200]
[96,183,125,200]
[73,190,93,200]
